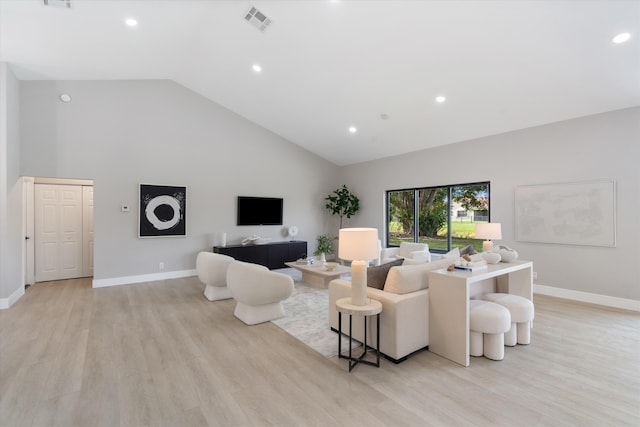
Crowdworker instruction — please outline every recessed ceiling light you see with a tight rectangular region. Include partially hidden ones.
[612,32,631,44]
[348,126,357,134]
[125,18,138,27]
[252,64,262,73]
[435,96,446,103]
[59,93,72,103]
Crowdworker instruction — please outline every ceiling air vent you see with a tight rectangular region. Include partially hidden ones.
[244,6,272,32]
[42,0,71,8]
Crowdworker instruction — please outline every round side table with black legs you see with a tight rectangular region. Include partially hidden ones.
[335,297,382,372]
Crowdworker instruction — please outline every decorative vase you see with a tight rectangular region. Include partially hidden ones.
[220,232,227,247]
[319,253,326,265]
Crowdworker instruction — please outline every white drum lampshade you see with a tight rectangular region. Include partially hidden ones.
[339,228,379,306]
[475,223,502,252]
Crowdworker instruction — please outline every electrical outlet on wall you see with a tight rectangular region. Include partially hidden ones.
[159,262,165,270]
[533,271,538,280]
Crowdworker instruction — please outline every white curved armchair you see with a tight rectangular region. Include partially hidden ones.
[381,242,431,264]
[227,261,294,325]
[196,252,235,301]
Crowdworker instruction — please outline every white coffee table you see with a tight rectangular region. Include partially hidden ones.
[284,261,350,287]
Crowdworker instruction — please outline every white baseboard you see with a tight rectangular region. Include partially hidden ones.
[0,285,25,310]
[92,269,197,288]
[534,284,640,312]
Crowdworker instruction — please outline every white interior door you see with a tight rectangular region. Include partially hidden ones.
[35,184,83,282]
[82,186,94,277]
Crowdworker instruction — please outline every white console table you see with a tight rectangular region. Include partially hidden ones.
[428,260,533,366]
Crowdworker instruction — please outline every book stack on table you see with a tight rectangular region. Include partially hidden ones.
[453,261,488,272]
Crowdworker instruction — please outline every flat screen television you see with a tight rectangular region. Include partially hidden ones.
[237,196,283,226]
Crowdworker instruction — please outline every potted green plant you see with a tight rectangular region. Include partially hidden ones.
[313,234,334,264]
[325,185,360,230]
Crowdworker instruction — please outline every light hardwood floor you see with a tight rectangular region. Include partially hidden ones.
[1,276,638,426]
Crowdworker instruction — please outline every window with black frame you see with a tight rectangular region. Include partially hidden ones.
[386,182,490,254]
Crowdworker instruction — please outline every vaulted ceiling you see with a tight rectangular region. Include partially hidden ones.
[2,0,639,165]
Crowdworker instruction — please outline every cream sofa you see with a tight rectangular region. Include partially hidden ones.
[328,258,452,362]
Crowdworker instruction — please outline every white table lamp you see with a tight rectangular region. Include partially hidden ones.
[339,228,379,306]
[475,223,502,252]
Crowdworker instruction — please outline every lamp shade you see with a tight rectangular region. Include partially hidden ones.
[338,228,379,261]
[475,223,502,240]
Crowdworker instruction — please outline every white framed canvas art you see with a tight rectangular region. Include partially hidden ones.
[515,180,616,247]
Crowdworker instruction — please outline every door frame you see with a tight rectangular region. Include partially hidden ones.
[22,177,34,285]
[24,177,94,285]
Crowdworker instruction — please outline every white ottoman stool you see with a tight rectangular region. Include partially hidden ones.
[481,293,535,346]
[469,300,511,361]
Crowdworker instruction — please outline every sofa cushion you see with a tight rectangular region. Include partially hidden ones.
[383,259,452,294]
[367,258,403,289]
[401,257,429,265]
[397,242,428,258]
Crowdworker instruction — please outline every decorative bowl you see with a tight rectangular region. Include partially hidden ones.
[482,251,502,264]
[324,262,339,271]
[496,246,518,262]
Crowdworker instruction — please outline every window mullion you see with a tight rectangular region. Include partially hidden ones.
[414,189,419,243]
[447,186,452,251]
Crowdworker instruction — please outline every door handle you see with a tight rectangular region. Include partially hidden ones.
[25,236,30,240]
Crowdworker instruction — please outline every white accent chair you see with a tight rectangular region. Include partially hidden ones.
[197,252,235,301]
[227,261,294,325]
[381,242,431,264]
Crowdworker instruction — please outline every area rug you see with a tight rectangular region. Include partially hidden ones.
[271,269,359,358]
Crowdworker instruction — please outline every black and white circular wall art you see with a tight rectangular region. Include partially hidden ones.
[139,184,187,238]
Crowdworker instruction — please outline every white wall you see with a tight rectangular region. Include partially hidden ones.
[343,107,640,302]
[14,77,640,305]
[0,63,23,307]
[20,80,341,283]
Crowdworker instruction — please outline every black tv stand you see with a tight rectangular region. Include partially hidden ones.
[213,240,307,270]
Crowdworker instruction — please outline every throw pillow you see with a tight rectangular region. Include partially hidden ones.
[383,264,426,294]
[366,258,403,289]
[383,259,454,294]
[459,245,478,256]
[442,247,460,259]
